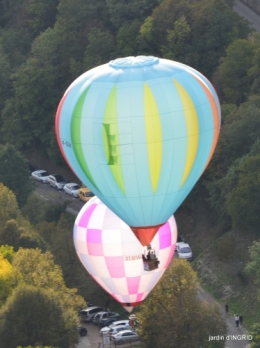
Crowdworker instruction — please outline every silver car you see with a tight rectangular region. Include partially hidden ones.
[111,330,139,344]
[31,170,50,184]
[63,183,80,197]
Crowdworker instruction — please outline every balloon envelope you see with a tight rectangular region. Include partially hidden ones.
[73,197,177,308]
[57,56,221,242]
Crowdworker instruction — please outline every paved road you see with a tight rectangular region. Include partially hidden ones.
[234,0,260,32]
[34,180,85,215]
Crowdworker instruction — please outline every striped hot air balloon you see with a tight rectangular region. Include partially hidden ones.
[73,197,177,311]
[56,56,221,245]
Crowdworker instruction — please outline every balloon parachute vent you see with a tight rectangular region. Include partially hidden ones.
[109,56,159,69]
[130,224,163,246]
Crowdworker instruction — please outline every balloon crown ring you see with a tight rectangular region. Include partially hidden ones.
[109,56,159,69]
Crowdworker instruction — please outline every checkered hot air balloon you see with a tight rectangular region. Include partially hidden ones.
[57,56,221,246]
[73,197,177,311]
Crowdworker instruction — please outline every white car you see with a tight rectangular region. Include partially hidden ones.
[63,183,80,197]
[100,320,130,336]
[176,243,193,261]
[31,170,50,184]
[48,174,67,190]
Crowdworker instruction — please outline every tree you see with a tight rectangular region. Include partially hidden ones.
[105,0,159,29]
[12,248,86,312]
[216,33,260,104]
[0,52,11,115]
[144,0,252,78]
[138,259,226,348]
[0,245,14,263]
[83,28,117,71]
[24,0,58,36]
[0,183,19,228]
[116,20,142,56]
[245,240,260,284]
[0,285,78,348]
[0,220,22,251]
[226,155,260,232]
[249,323,260,348]
[161,15,191,61]
[0,253,13,306]
[0,144,34,206]
[205,95,260,180]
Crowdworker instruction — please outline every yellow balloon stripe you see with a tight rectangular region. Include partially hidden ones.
[172,79,199,187]
[144,83,162,192]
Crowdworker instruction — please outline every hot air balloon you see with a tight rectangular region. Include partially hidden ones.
[73,197,177,311]
[56,56,221,246]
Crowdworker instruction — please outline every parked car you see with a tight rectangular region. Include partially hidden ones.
[93,312,107,325]
[78,327,87,336]
[110,330,140,345]
[108,326,132,337]
[100,320,130,336]
[175,235,185,251]
[176,242,193,261]
[63,182,80,197]
[80,306,103,322]
[31,170,50,184]
[78,187,94,202]
[100,315,121,328]
[48,174,67,190]
[93,311,120,327]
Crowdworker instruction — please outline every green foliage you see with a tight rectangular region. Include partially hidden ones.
[161,15,191,61]
[12,248,86,312]
[0,28,32,67]
[0,183,19,228]
[0,145,34,206]
[138,259,226,348]
[0,218,47,252]
[249,323,260,348]
[216,33,260,104]
[213,233,237,261]
[0,245,14,263]
[25,0,58,36]
[245,240,260,284]
[0,285,78,348]
[1,56,60,151]
[226,155,260,232]
[83,28,117,70]
[21,193,67,225]
[0,220,22,251]
[0,253,13,307]
[147,0,251,77]
[105,0,159,29]
[0,52,11,115]
[117,20,142,56]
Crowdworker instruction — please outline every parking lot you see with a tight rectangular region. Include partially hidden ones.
[76,322,140,348]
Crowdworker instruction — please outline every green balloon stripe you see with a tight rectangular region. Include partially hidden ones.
[71,85,100,191]
[103,85,125,194]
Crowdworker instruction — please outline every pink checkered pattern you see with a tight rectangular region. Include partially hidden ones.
[73,197,177,306]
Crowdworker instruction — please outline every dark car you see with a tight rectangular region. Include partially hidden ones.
[99,312,121,328]
[78,327,87,336]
